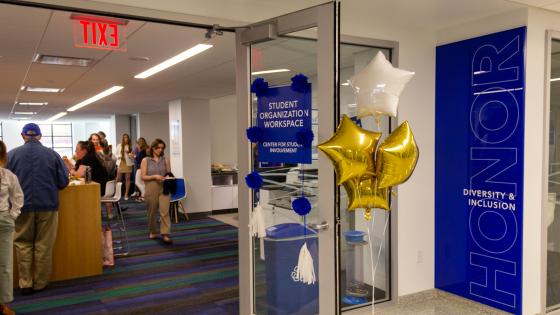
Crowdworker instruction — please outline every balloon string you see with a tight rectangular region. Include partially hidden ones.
[367,215,375,315]
[374,213,390,277]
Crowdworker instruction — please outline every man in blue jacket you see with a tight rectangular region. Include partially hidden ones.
[7,123,69,295]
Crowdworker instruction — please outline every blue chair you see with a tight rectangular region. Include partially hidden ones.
[170,178,187,223]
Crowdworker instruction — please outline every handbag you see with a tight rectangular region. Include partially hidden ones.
[163,177,177,196]
[102,227,114,267]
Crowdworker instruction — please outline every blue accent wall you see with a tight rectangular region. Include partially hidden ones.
[435,27,525,315]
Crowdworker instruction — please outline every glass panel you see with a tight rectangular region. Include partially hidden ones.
[38,124,52,136]
[52,124,72,136]
[40,136,53,148]
[55,148,74,159]
[547,38,560,311]
[339,44,392,311]
[251,32,320,315]
[53,136,73,147]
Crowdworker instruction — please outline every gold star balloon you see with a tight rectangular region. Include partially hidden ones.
[376,121,419,189]
[318,115,381,185]
[343,176,390,217]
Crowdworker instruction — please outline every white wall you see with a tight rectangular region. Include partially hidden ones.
[339,7,438,296]
[137,112,170,149]
[209,95,237,167]
[112,114,132,147]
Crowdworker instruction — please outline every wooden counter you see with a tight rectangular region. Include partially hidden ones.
[14,183,102,285]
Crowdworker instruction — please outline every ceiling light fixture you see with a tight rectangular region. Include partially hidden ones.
[34,54,93,67]
[134,44,213,79]
[13,111,37,115]
[552,77,560,82]
[45,112,67,122]
[251,69,290,75]
[22,86,65,93]
[17,102,48,106]
[67,86,124,112]
[341,82,350,86]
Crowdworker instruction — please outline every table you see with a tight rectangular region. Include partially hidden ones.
[14,183,102,285]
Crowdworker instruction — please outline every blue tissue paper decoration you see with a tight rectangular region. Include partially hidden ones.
[250,78,269,97]
[246,126,264,143]
[290,74,311,93]
[296,128,314,147]
[245,171,263,190]
[292,197,311,216]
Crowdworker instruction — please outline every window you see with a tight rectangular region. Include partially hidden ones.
[38,123,73,158]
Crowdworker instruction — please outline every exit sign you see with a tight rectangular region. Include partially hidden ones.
[72,15,127,51]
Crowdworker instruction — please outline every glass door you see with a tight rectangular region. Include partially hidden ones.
[546,32,560,313]
[236,3,338,315]
[338,43,395,312]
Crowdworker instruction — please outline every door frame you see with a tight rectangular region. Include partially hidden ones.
[236,3,400,313]
[236,3,338,314]
[543,29,560,314]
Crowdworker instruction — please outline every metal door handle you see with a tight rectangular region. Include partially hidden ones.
[308,221,329,231]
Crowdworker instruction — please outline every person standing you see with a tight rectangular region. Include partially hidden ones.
[116,134,134,200]
[0,141,23,315]
[64,141,108,196]
[88,133,103,152]
[7,123,69,295]
[141,139,172,244]
[131,137,148,199]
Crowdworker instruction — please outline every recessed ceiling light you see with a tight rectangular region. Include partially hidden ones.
[17,102,48,106]
[251,69,290,75]
[13,111,37,115]
[12,117,30,120]
[34,54,93,67]
[129,56,150,62]
[341,82,350,86]
[22,86,65,93]
[134,44,213,79]
[45,112,67,122]
[552,77,560,82]
[67,86,124,112]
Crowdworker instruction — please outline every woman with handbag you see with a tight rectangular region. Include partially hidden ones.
[140,139,173,244]
[0,140,24,315]
[116,133,135,200]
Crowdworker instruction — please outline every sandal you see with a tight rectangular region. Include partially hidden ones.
[162,235,173,244]
[1,304,15,315]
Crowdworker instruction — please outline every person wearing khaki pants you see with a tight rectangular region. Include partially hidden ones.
[140,138,173,244]
[0,140,24,315]
[7,124,69,295]
[14,212,58,290]
[145,181,171,236]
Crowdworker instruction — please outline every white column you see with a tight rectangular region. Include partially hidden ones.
[168,98,212,213]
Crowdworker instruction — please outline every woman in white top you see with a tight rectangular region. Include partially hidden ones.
[0,140,23,315]
[116,133,135,200]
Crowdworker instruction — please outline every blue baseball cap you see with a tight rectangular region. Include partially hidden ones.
[21,123,42,137]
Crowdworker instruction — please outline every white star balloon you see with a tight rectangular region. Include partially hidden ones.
[349,51,415,118]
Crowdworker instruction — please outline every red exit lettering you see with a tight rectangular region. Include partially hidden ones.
[72,15,127,51]
[79,20,119,48]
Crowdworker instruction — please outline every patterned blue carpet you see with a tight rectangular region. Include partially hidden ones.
[9,201,240,315]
